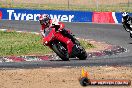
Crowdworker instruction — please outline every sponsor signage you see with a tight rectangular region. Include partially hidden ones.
[79,68,131,86]
[0,8,93,22]
[0,8,131,23]
[0,11,2,20]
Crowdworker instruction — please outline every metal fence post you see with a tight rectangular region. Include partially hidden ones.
[68,0,70,9]
[96,0,99,11]
[128,0,130,7]
[11,0,14,8]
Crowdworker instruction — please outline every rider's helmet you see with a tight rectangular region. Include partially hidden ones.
[122,12,129,19]
[39,14,50,26]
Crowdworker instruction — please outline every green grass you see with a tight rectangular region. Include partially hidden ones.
[0,31,94,56]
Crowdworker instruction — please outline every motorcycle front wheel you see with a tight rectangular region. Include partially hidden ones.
[130,33,132,38]
[51,41,69,61]
[123,24,130,32]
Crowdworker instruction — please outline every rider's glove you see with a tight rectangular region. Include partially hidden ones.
[54,25,61,32]
[41,31,45,37]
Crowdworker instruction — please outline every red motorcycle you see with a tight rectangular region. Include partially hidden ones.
[43,27,87,61]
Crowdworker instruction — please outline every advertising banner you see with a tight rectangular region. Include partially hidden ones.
[92,12,115,23]
[0,8,131,24]
[92,12,132,24]
[0,11,2,20]
[0,8,93,22]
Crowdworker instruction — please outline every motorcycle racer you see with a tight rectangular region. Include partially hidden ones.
[39,14,75,56]
[122,12,132,32]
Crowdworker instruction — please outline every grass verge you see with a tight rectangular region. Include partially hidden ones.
[0,2,132,12]
[0,31,94,56]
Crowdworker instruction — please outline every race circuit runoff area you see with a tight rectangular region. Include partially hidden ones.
[0,20,132,68]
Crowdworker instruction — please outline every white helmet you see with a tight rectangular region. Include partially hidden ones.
[39,14,50,25]
[122,12,129,17]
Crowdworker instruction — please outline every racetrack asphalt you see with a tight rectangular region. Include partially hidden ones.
[0,20,132,68]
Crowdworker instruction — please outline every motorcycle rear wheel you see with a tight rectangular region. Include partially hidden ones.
[77,46,87,60]
[77,45,87,60]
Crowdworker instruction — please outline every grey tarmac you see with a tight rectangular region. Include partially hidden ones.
[0,20,132,68]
